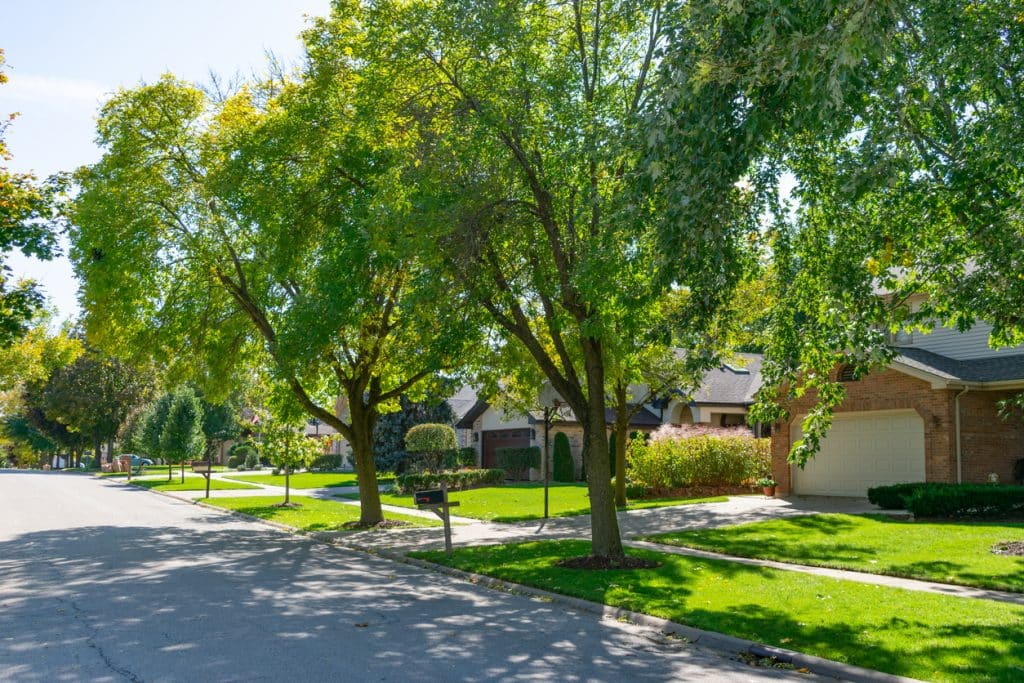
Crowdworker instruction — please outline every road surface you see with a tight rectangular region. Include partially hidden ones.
[0,471,811,682]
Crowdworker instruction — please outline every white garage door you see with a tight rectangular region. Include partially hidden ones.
[792,410,925,497]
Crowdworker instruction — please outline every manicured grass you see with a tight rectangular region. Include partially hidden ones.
[220,471,392,489]
[412,539,1024,682]
[205,496,439,531]
[647,513,1024,593]
[129,478,260,492]
[344,483,726,522]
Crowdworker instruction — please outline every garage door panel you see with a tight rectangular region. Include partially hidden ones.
[792,410,925,497]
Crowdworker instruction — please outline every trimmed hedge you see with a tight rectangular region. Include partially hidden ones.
[904,484,1024,519]
[866,482,929,510]
[443,447,477,470]
[310,453,342,471]
[552,432,574,482]
[626,433,770,493]
[393,468,505,494]
[496,446,541,481]
[227,455,240,469]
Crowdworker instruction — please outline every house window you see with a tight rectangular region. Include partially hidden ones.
[837,365,859,382]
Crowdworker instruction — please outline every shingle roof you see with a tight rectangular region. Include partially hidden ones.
[447,385,480,422]
[894,348,1024,384]
[680,352,764,406]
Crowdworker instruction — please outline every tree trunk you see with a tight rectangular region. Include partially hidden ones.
[285,466,291,505]
[613,383,629,507]
[107,437,115,464]
[180,461,185,484]
[348,399,383,526]
[93,436,102,469]
[581,339,624,561]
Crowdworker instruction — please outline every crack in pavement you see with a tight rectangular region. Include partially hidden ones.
[61,596,144,682]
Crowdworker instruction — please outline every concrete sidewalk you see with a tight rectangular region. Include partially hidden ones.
[156,478,1024,606]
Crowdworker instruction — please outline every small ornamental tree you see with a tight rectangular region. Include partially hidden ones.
[405,423,457,474]
[160,387,206,483]
[260,420,322,506]
[552,432,574,483]
[140,393,174,480]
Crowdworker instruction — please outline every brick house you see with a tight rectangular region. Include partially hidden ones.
[771,320,1024,497]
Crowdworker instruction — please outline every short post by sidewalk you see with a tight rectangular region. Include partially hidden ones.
[191,459,213,498]
[414,484,460,557]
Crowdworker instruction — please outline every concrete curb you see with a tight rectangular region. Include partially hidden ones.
[130,482,923,683]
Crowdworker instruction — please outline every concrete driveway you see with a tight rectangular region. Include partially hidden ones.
[0,471,811,682]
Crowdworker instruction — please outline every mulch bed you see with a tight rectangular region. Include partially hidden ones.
[555,555,660,570]
[640,485,753,499]
[991,541,1024,556]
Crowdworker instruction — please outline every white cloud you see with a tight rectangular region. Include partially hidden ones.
[4,73,109,106]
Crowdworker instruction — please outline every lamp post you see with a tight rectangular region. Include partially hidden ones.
[538,383,564,520]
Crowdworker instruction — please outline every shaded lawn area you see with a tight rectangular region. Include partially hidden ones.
[130,478,260,492]
[412,540,1024,683]
[344,483,726,522]
[646,513,1024,593]
[205,496,439,531]
[220,472,392,489]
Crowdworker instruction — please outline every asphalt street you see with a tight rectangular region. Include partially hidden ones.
[0,471,813,682]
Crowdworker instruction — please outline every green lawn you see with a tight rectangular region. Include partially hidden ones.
[647,513,1024,593]
[220,471,392,489]
[412,540,1024,682]
[205,496,439,531]
[129,478,260,492]
[344,483,726,522]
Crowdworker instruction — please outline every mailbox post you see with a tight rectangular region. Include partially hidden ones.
[191,459,213,499]
[414,485,460,557]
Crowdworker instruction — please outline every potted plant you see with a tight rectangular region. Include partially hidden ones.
[757,476,777,497]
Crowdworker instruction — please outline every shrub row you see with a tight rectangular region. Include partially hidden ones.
[496,446,540,480]
[443,447,477,470]
[393,468,505,494]
[310,453,342,471]
[866,483,930,509]
[869,482,1024,518]
[626,433,770,494]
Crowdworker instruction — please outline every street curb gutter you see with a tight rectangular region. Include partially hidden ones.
[334,539,924,683]
[131,483,922,683]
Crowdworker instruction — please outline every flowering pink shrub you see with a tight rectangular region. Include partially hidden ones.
[628,426,770,493]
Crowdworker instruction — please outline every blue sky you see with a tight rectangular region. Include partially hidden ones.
[3,0,332,323]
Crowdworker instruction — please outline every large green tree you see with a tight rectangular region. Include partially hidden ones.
[372,392,456,472]
[39,350,150,466]
[648,1,1024,461]
[71,66,471,524]
[0,50,67,346]
[332,0,751,562]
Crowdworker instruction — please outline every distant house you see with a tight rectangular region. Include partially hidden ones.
[771,308,1024,497]
[454,352,766,479]
[659,352,767,434]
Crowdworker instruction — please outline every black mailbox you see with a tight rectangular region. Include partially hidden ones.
[414,489,445,505]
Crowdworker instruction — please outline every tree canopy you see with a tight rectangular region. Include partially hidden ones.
[0,50,67,347]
